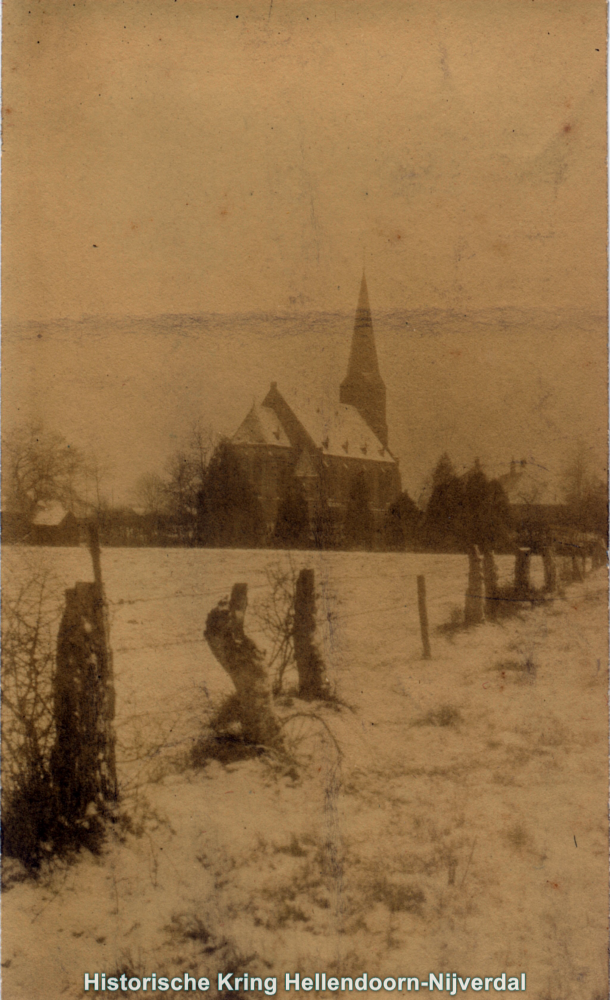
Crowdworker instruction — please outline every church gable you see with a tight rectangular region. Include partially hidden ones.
[232,402,292,449]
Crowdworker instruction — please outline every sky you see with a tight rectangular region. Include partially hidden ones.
[2,0,607,501]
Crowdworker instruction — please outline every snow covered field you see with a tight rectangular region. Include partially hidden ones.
[2,547,546,782]
[2,548,607,1000]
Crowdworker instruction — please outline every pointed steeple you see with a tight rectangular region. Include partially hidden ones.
[339,272,388,447]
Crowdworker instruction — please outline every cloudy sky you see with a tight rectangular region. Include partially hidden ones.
[3,0,607,499]
[4,0,606,319]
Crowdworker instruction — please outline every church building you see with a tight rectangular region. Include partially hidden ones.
[231,274,402,545]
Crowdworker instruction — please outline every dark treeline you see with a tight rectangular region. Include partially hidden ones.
[3,422,607,553]
[123,445,518,553]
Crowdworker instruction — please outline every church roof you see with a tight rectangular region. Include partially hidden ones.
[232,402,292,449]
[267,388,396,465]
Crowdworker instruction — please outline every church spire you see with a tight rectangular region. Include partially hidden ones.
[339,272,388,447]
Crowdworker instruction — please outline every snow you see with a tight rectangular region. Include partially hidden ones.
[2,548,607,1000]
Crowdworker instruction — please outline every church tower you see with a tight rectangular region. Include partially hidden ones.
[339,272,388,448]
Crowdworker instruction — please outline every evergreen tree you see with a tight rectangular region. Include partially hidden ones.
[431,451,456,489]
[197,441,265,547]
[461,460,511,552]
[343,469,374,550]
[383,490,423,550]
[423,455,466,551]
[272,478,311,549]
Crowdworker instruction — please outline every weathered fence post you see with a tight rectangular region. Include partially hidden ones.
[571,552,584,583]
[482,551,499,620]
[514,547,531,598]
[464,546,484,626]
[542,547,557,592]
[204,584,282,746]
[294,568,329,699]
[592,540,607,570]
[50,526,118,837]
[416,575,432,659]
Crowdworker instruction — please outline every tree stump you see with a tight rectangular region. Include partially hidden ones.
[204,584,282,746]
[50,581,118,833]
[482,551,499,620]
[464,546,484,626]
[294,569,330,699]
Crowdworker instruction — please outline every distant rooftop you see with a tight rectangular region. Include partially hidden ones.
[31,503,71,526]
[497,459,564,507]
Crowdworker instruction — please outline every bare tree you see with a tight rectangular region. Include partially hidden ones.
[3,421,92,526]
[252,560,299,695]
[188,419,218,484]
[561,440,608,537]
[132,472,168,516]
[164,421,218,542]
[561,440,598,507]
[84,450,114,514]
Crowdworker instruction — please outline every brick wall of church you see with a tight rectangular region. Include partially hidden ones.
[233,445,296,531]
[233,443,401,545]
[319,455,401,514]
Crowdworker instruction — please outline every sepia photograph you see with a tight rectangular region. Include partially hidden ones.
[1,3,608,999]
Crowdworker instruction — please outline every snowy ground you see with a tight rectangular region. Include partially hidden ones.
[2,549,607,1000]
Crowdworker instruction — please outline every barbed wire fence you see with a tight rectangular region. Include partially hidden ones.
[2,541,600,868]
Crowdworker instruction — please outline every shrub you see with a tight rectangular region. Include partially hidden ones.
[252,561,299,695]
[1,563,60,869]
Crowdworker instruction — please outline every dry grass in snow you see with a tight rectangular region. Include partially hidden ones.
[1,551,607,1000]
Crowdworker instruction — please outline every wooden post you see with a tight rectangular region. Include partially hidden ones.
[50,522,117,835]
[416,575,431,659]
[50,579,118,836]
[514,547,531,598]
[229,582,248,623]
[87,521,103,591]
[204,584,282,746]
[559,554,572,584]
[464,547,484,625]
[87,521,117,798]
[294,569,330,699]
[571,552,584,583]
[482,551,499,620]
[542,547,557,592]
